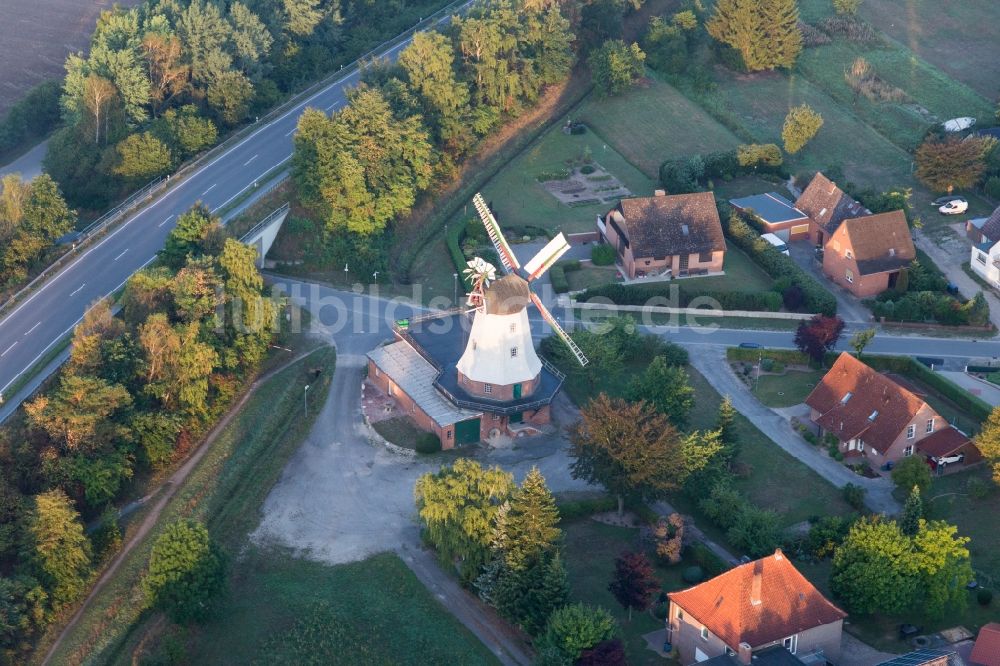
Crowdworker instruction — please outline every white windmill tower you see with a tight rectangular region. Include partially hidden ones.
[455,194,588,400]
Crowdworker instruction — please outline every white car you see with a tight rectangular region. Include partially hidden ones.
[939,199,968,215]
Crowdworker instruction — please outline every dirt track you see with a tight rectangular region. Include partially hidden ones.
[0,0,142,114]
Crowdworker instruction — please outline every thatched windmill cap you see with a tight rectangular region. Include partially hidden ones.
[483,274,530,315]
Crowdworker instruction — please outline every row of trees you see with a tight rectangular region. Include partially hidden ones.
[415,461,620,664]
[292,0,574,248]
[0,174,76,289]
[0,204,277,659]
[42,0,445,210]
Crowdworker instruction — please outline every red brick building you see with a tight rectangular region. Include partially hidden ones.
[666,550,845,665]
[597,191,726,279]
[805,353,981,471]
[794,172,869,247]
[821,210,915,298]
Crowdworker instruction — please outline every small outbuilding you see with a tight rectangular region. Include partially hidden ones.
[729,192,810,241]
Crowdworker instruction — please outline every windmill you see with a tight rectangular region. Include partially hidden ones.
[455,193,588,391]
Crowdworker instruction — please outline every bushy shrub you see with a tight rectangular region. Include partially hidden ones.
[967,476,991,500]
[842,483,866,510]
[798,21,832,47]
[591,244,617,266]
[682,566,704,583]
[550,265,570,293]
[556,495,618,521]
[978,588,993,606]
[580,164,596,175]
[818,15,880,43]
[687,543,727,576]
[561,260,582,272]
[736,143,783,168]
[415,433,442,454]
[985,176,1000,200]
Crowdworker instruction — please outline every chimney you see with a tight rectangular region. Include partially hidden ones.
[654,189,666,197]
[750,562,763,606]
[739,642,753,665]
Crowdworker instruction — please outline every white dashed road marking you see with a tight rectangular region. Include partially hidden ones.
[69,283,86,297]
[158,215,174,228]
[244,154,258,166]
[0,342,16,357]
[114,249,129,261]
[202,184,216,196]
[24,322,41,336]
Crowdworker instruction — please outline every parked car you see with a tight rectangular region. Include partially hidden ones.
[931,195,964,207]
[738,342,761,349]
[760,232,790,256]
[939,199,968,215]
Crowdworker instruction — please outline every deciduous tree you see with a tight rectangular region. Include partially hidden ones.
[782,104,823,154]
[27,490,92,608]
[915,135,995,193]
[891,455,932,494]
[831,516,917,615]
[113,131,174,180]
[849,327,875,358]
[626,356,695,427]
[589,40,646,97]
[974,406,1000,486]
[143,520,226,623]
[608,551,659,620]
[536,603,617,665]
[794,314,844,362]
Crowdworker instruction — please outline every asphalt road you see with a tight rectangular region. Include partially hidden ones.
[0,18,453,402]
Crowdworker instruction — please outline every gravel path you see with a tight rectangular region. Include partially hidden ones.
[686,346,900,516]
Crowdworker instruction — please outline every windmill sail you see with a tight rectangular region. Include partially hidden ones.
[523,233,570,281]
[529,292,589,367]
[473,193,520,273]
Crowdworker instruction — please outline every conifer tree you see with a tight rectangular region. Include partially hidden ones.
[27,490,92,608]
[497,467,561,571]
[900,485,923,537]
[761,0,803,70]
[707,0,802,71]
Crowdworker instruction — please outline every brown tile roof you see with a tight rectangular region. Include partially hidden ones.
[805,353,929,454]
[917,426,971,458]
[971,623,1000,666]
[612,192,725,259]
[668,549,845,651]
[795,172,868,234]
[841,211,915,276]
[979,205,1000,244]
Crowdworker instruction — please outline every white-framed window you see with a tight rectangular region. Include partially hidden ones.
[846,249,854,259]
[845,269,854,283]
[783,635,798,654]
[411,404,415,414]
[510,323,516,333]
[676,609,684,620]
[374,367,380,377]
[907,424,916,439]
[447,430,453,440]
[492,413,501,421]
[926,418,935,433]
[978,251,988,265]
[700,626,710,641]
[472,340,477,350]
[484,383,493,394]
[858,441,865,452]
[904,444,914,457]
[510,347,518,357]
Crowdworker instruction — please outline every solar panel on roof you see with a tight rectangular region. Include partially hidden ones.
[875,648,954,666]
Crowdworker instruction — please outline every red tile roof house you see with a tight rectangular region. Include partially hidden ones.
[970,622,1000,666]
[821,210,916,298]
[794,172,870,248]
[596,191,726,280]
[666,550,846,665]
[805,353,982,472]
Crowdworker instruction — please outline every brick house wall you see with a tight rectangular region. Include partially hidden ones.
[457,371,540,400]
[821,224,900,298]
[667,602,843,664]
[809,403,947,466]
[367,358,456,447]
[599,214,725,279]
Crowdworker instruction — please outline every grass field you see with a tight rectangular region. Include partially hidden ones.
[562,518,690,666]
[577,76,741,178]
[566,264,620,291]
[149,549,499,665]
[751,369,823,408]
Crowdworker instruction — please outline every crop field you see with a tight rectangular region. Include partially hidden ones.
[0,0,141,114]
[576,76,742,178]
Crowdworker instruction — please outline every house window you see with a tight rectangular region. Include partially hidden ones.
[978,251,988,265]
[904,444,914,457]
[845,269,854,283]
[472,340,477,350]
[492,413,501,421]
[484,383,492,394]
[510,347,518,357]
[676,609,684,620]
[698,251,713,263]
[846,249,854,259]
[783,635,798,654]
[907,424,916,439]
[926,418,935,433]
[700,626,710,641]
[791,223,810,236]
[858,440,865,452]
[411,404,415,414]
[447,430,453,440]
[510,323,516,333]
[374,367,380,377]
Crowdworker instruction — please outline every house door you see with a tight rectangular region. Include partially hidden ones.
[454,418,481,445]
[510,411,523,424]
[888,271,899,289]
[513,383,522,399]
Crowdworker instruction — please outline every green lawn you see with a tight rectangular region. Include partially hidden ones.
[566,264,621,292]
[373,415,426,450]
[473,114,656,235]
[688,243,774,293]
[577,76,741,178]
[561,518,688,666]
[147,549,500,665]
[751,369,823,408]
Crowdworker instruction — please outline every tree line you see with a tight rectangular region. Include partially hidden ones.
[0,205,277,661]
[0,174,76,291]
[39,0,449,212]
[290,0,575,278]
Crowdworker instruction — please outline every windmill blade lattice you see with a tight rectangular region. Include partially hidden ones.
[530,292,589,367]
[473,193,520,274]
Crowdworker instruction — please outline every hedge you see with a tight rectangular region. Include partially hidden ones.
[723,210,837,315]
[446,222,473,291]
[863,355,991,424]
[556,495,618,521]
[687,542,728,576]
[726,347,812,365]
[550,265,569,293]
[581,282,783,312]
